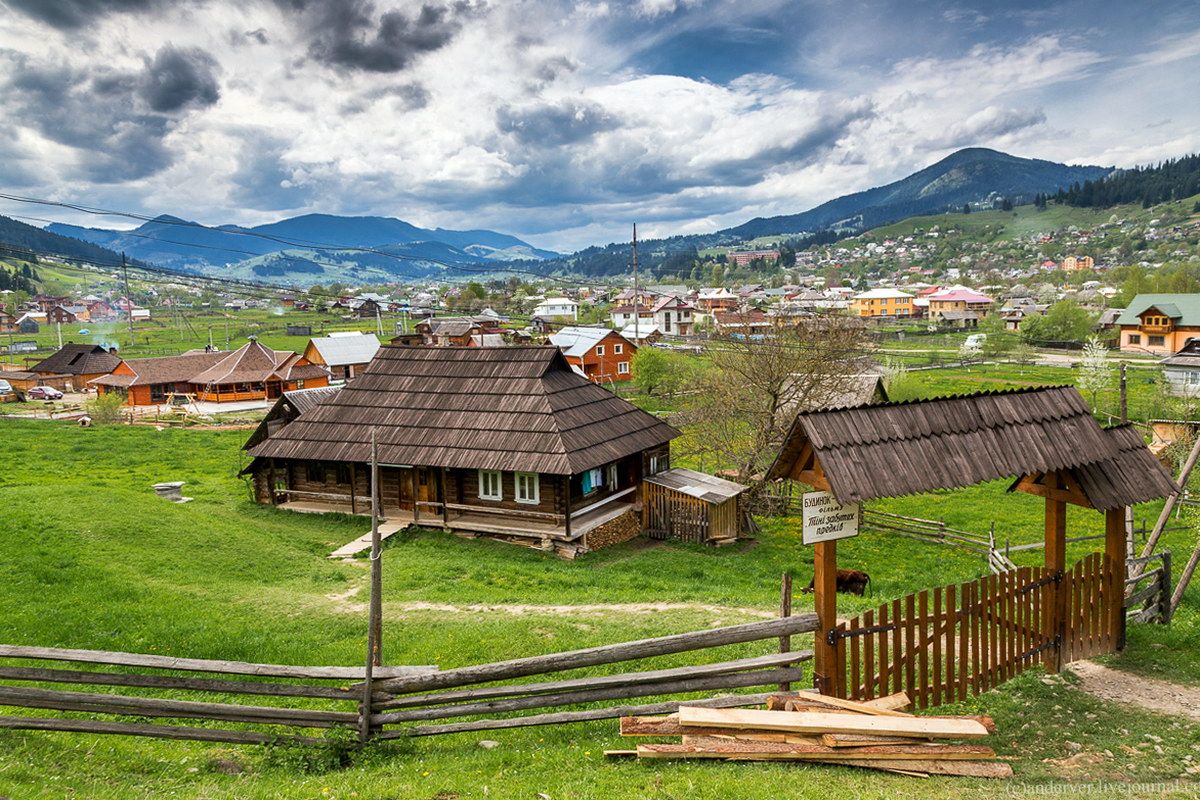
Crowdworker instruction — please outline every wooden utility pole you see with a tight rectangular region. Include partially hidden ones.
[1043,473,1067,674]
[813,541,838,694]
[121,252,133,335]
[778,572,793,692]
[632,224,639,347]
[1119,362,1128,424]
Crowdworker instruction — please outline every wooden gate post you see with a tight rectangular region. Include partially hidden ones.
[1043,479,1067,673]
[1105,506,1128,651]
[813,540,838,695]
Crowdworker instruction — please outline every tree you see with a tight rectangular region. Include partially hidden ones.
[1077,336,1113,413]
[85,391,126,425]
[632,346,669,396]
[678,314,872,481]
[962,203,972,215]
[1020,300,1096,345]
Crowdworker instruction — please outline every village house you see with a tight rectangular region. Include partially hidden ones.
[91,339,330,406]
[549,326,637,382]
[1062,255,1096,271]
[1117,293,1200,354]
[711,309,772,336]
[696,288,739,312]
[850,288,915,318]
[1160,338,1200,395]
[926,288,994,323]
[0,308,14,333]
[30,343,122,391]
[412,316,502,347]
[532,297,579,320]
[302,332,381,381]
[726,249,779,267]
[609,295,694,336]
[242,346,679,556]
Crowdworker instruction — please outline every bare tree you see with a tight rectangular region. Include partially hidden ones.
[677,312,874,482]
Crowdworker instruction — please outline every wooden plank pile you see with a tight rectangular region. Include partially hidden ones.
[608,691,1012,778]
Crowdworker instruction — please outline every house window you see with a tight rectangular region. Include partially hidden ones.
[515,472,539,505]
[618,362,630,375]
[335,463,352,485]
[306,462,325,484]
[1128,334,1141,345]
[1149,335,1166,347]
[613,344,623,355]
[607,463,619,489]
[296,379,306,389]
[649,455,661,475]
[478,469,502,501]
[596,345,605,356]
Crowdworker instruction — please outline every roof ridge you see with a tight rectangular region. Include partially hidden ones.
[802,383,1074,416]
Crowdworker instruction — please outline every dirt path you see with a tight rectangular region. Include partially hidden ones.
[322,585,777,620]
[1070,660,1200,722]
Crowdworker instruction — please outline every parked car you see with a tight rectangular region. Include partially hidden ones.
[27,385,64,400]
[0,379,17,403]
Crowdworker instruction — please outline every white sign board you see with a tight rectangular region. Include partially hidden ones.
[802,491,860,545]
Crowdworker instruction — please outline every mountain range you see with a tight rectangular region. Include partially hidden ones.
[45,213,559,281]
[8,147,1120,283]
[722,148,1113,240]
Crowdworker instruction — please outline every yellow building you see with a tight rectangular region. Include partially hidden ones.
[850,288,915,318]
[1062,255,1095,271]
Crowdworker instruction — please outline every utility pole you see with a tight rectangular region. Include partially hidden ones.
[632,223,639,347]
[121,252,133,336]
[1119,362,1128,423]
[56,319,62,349]
[208,326,214,352]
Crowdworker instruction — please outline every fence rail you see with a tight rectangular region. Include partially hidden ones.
[1125,551,1172,624]
[0,610,819,746]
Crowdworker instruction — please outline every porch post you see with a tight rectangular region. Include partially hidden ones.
[1105,506,1128,651]
[349,463,358,515]
[411,470,421,525]
[1043,472,1067,673]
[813,539,838,695]
[563,475,573,538]
[439,468,449,528]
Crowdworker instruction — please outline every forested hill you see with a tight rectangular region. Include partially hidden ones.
[0,214,132,267]
[1057,154,1200,209]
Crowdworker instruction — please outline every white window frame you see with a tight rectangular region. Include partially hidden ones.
[596,345,605,356]
[613,343,623,355]
[478,469,502,501]
[649,455,661,475]
[617,361,630,375]
[515,472,539,505]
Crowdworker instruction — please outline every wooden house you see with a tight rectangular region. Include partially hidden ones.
[30,343,122,391]
[549,326,636,383]
[244,386,343,451]
[0,309,15,333]
[242,346,678,555]
[414,316,502,347]
[91,340,330,405]
[302,332,381,381]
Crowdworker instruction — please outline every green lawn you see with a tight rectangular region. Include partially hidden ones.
[1,418,1198,798]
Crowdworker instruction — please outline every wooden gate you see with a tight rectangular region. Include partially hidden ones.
[832,553,1119,709]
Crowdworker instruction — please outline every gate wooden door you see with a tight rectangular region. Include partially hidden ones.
[832,554,1119,709]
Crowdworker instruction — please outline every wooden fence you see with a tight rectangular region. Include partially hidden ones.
[0,615,819,746]
[832,553,1121,710]
[1126,551,1173,624]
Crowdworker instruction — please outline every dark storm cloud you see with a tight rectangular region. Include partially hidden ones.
[139,45,220,112]
[496,99,620,146]
[228,132,313,211]
[5,0,171,29]
[0,44,219,183]
[340,82,430,114]
[285,0,479,73]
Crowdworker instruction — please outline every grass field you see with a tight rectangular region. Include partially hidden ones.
[1,396,1198,798]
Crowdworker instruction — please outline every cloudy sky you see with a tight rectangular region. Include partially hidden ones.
[1,0,1198,252]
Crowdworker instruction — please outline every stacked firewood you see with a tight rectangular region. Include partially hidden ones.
[608,691,1012,778]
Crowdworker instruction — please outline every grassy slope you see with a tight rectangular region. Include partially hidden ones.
[1,399,1198,797]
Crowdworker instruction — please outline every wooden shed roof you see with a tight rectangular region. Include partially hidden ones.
[768,385,1175,511]
[644,468,747,504]
[247,345,679,474]
[31,344,121,377]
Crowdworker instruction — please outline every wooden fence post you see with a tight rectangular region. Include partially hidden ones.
[1043,483,1067,674]
[1105,507,1127,651]
[361,431,383,743]
[813,540,838,695]
[778,572,793,692]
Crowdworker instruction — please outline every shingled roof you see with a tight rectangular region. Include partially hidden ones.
[32,344,121,377]
[247,345,679,474]
[768,385,1175,511]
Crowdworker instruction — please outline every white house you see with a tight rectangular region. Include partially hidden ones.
[533,297,579,320]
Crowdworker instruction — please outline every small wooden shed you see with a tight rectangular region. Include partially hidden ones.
[643,468,748,544]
